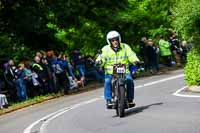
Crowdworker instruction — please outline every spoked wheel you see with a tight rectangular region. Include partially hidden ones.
[116,85,125,117]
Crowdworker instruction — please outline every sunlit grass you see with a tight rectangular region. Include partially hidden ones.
[0,92,63,115]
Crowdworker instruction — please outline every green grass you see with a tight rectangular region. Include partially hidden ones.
[0,92,63,115]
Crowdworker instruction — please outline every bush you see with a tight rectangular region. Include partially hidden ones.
[184,49,200,86]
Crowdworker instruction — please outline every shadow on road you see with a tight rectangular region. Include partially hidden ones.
[125,102,163,117]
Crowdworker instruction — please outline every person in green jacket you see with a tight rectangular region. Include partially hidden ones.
[96,30,139,108]
[158,36,172,66]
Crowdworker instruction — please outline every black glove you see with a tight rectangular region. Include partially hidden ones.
[134,61,141,67]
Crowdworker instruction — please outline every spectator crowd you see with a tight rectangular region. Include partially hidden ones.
[0,49,104,108]
[0,32,192,109]
[139,32,192,74]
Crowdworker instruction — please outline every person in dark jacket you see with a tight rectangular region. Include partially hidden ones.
[169,32,181,66]
[3,59,17,102]
[180,40,188,64]
[31,56,45,95]
[71,49,86,83]
[140,37,148,71]
[14,63,28,101]
[52,53,70,94]
[146,39,160,74]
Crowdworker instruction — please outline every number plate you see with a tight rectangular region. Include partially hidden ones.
[116,67,125,73]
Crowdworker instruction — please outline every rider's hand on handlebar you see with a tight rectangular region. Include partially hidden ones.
[134,61,141,67]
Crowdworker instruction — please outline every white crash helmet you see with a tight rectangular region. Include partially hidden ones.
[106,31,121,45]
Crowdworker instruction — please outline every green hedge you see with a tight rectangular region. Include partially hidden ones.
[184,49,200,86]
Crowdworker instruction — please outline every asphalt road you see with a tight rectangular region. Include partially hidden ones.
[1,69,200,133]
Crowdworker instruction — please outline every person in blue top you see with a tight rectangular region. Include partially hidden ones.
[52,53,70,94]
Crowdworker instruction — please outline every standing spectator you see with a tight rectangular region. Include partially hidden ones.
[14,63,28,101]
[52,53,70,94]
[3,59,17,102]
[41,56,54,94]
[159,36,172,67]
[153,42,160,74]
[180,40,188,64]
[31,56,45,95]
[140,37,148,70]
[46,50,56,65]
[71,49,86,84]
[146,39,160,74]
[64,55,77,80]
[46,50,58,93]
[169,32,181,66]
[23,61,35,98]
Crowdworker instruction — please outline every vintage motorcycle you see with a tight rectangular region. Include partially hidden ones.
[111,63,134,117]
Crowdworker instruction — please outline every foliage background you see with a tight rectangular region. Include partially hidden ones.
[0,0,174,58]
[0,0,199,85]
[172,0,200,85]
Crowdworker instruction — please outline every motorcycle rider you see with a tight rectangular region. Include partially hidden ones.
[96,30,139,108]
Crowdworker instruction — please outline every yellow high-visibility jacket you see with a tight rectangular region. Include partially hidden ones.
[159,39,172,56]
[96,43,139,74]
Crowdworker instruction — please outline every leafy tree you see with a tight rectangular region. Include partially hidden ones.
[172,0,200,85]
[0,0,181,60]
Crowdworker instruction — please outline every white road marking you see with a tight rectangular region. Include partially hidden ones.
[24,73,185,133]
[40,97,101,133]
[24,98,102,133]
[173,86,200,98]
[135,74,184,89]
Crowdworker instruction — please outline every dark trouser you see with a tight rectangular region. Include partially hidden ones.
[141,55,148,71]
[153,55,160,71]
[55,72,70,93]
[7,81,17,102]
[15,78,28,101]
[181,53,187,63]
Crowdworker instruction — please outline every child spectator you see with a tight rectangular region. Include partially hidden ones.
[180,40,188,63]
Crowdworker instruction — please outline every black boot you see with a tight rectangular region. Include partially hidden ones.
[128,99,136,108]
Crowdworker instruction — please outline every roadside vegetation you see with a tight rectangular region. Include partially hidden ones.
[0,0,200,113]
[172,0,200,86]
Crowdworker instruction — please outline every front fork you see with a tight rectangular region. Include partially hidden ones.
[112,78,127,108]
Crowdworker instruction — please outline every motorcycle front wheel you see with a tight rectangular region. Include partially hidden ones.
[116,85,125,117]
